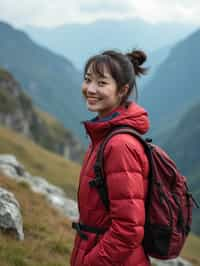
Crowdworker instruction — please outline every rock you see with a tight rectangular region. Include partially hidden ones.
[25,174,78,220]
[0,154,79,220]
[0,187,24,240]
[151,257,192,266]
[0,154,25,177]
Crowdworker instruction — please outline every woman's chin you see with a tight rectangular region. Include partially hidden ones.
[87,103,99,113]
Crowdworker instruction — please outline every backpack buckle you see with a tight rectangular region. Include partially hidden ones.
[89,177,104,188]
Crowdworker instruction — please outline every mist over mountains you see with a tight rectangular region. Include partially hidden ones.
[24,19,197,70]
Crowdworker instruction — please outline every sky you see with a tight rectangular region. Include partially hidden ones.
[0,0,200,28]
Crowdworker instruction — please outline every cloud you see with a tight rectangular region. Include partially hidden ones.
[79,0,132,14]
[133,0,200,24]
[0,0,199,28]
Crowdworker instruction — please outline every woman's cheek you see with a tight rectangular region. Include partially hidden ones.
[82,86,87,99]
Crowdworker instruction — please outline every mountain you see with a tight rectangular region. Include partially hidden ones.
[160,101,200,177]
[140,29,200,136]
[0,21,91,145]
[0,67,84,162]
[138,44,171,92]
[24,19,196,70]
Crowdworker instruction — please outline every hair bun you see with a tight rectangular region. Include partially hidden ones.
[126,50,147,76]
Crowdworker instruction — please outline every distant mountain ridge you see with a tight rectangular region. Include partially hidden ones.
[24,19,197,69]
[0,21,91,145]
[140,29,200,136]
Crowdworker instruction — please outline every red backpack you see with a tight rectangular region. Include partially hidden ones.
[90,126,199,259]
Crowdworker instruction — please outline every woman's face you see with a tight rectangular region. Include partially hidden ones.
[82,65,121,118]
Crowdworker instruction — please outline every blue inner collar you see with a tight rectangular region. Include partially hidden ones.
[91,111,120,122]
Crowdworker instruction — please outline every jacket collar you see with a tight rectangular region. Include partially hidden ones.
[83,102,150,145]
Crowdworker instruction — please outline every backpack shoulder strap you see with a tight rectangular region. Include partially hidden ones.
[89,126,153,211]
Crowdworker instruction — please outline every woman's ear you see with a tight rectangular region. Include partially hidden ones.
[119,84,129,98]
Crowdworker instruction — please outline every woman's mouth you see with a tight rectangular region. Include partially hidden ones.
[87,97,101,104]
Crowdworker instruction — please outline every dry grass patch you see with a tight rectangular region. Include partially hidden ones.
[181,234,200,266]
[0,174,75,266]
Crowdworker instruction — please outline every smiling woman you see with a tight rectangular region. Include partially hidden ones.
[82,66,121,118]
[82,50,147,117]
[70,49,150,266]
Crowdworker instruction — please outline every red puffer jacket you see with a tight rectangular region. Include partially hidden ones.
[70,102,150,266]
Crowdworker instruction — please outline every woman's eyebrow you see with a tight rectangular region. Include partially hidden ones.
[85,72,110,80]
[85,72,92,76]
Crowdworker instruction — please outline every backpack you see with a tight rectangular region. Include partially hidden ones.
[89,126,199,260]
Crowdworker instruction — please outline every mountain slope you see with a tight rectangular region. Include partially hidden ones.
[161,101,200,177]
[140,29,200,135]
[0,21,90,145]
[0,68,84,162]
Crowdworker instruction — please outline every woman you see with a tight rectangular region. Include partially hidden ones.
[70,49,150,266]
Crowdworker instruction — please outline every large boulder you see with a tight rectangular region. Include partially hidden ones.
[0,187,24,240]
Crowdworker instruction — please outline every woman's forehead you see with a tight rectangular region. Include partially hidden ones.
[86,63,111,79]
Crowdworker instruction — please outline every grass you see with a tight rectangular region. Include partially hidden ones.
[0,125,81,200]
[35,108,73,143]
[181,234,200,266]
[0,174,75,266]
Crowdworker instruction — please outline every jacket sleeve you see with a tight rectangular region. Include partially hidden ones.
[83,138,146,266]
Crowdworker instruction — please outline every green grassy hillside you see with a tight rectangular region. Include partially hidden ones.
[0,126,80,200]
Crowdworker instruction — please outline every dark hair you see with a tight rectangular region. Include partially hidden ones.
[83,49,148,103]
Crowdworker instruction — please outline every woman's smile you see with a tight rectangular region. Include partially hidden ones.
[87,96,102,105]
[82,65,121,117]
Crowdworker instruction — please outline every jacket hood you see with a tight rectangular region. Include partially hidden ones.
[83,102,150,144]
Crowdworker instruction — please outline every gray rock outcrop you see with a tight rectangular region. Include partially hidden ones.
[0,187,24,240]
[0,154,78,221]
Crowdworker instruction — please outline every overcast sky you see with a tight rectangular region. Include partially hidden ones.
[0,0,200,28]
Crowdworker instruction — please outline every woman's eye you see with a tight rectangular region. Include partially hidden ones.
[84,77,91,83]
[98,81,107,86]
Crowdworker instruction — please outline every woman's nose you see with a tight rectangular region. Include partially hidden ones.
[87,82,97,94]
